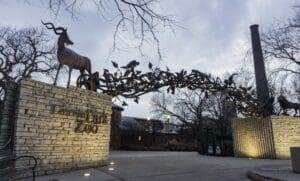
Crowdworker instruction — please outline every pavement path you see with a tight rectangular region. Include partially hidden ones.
[26,151,292,181]
[247,164,300,181]
[99,151,290,181]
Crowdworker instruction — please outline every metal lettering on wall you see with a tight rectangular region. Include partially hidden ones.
[50,105,109,134]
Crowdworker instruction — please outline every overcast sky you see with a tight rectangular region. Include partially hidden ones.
[0,0,298,118]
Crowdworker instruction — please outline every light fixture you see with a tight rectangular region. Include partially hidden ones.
[110,161,115,165]
[108,167,114,171]
[83,173,91,177]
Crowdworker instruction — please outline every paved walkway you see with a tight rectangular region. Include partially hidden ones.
[247,164,300,181]
[26,151,295,181]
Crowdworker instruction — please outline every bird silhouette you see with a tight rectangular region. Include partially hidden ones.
[148,62,153,69]
[121,60,140,69]
[122,101,128,106]
[111,61,118,68]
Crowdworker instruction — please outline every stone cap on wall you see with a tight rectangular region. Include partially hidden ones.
[19,78,112,100]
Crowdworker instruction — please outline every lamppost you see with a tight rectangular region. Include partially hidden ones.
[147,116,153,148]
[147,116,152,133]
[166,115,170,133]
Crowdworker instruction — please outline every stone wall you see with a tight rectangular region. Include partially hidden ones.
[272,116,300,159]
[232,116,300,159]
[232,117,276,159]
[6,79,112,175]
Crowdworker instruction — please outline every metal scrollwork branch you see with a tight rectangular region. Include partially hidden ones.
[77,60,263,117]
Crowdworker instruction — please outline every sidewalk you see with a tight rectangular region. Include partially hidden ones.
[247,164,300,181]
[20,151,297,181]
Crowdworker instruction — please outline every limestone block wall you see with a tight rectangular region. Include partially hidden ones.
[10,79,112,175]
[271,116,300,159]
[232,116,300,159]
[232,117,276,159]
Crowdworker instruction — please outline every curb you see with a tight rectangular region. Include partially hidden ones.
[246,170,283,181]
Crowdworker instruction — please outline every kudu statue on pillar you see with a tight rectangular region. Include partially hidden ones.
[42,21,92,87]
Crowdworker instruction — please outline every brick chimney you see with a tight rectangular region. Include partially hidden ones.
[250,24,272,116]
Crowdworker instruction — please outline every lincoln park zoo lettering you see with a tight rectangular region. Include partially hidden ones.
[50,104,109,134]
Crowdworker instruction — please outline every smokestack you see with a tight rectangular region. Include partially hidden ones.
[250,24,272,116]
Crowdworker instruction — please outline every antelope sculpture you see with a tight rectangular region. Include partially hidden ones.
[42,21,92,87]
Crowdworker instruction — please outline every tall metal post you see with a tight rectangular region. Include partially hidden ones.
[250,24,272,117]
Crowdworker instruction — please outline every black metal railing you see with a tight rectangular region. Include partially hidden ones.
[0,138,37,181]
[13,155,37,181]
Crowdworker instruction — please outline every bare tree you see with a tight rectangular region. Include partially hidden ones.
[150,88,237,153]
[32,0,176,59]
[151,90,236,133]
[151,90,211,153]
[259,7,300,115]
[261,7,300,76]
[207,92,237,136]
[0,27,56,99]
[151,90,213,126]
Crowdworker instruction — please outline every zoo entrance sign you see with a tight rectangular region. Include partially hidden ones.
[50,104,109,134]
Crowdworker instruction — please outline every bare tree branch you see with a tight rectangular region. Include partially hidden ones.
[262,7,300,76]
[34,0,177,59]
[0,26,56,99]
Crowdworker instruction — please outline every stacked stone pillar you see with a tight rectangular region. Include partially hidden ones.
[1,79,112,175]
